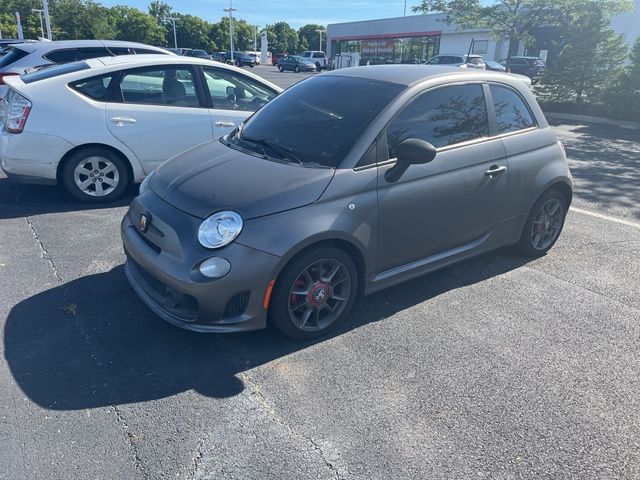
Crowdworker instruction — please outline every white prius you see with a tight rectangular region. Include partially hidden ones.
[0,55,281,202]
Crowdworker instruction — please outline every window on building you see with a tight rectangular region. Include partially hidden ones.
[472,40,489,55]
[387,84,489,157]
[490,85,536,134]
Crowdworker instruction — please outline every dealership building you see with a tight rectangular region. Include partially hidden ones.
[326,6,640,68]
[326,14,511,67]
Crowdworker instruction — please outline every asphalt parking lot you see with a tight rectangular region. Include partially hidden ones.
[1,65,639,479]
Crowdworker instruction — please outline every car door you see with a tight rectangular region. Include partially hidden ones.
[376,83,509,272]
[201,66,279,137]
[106,64,212,173]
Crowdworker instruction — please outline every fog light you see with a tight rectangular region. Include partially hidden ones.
[199,257,231,278]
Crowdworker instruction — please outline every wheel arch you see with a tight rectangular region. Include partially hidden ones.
[271,236,368,297]
[56,143,135,187]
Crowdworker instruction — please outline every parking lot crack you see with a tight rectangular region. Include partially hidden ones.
[239,371,343,480]
[113,405,150,479]
[25,216,63,284]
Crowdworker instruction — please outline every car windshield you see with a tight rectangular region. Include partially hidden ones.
[230,75,405,168]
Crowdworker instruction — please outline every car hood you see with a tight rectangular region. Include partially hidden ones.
[150,140,335,220]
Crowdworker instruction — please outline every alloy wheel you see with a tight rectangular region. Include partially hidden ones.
[73,156,120,197]
[530,198,564,251]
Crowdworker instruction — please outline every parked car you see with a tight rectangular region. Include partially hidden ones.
[0,40,173,99]
[299,50,327,71]
[122,65,572,340]
[166,48,182,55]
[181,48,211,59]
[246,52,260,65]
[484,60,506,72]
[271,53,285,66]
[503,56,546,81]
[0,55,281,202]
[425,54,486,69]
[277,55,316,72]
[224,52,256,67]
[212,52,226,62]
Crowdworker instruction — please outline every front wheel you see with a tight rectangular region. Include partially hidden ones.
[294,65,300,73]
[61,147,130,203]
[269,247,359,340]
[315,62,321,71]
[516,190,567,257]
[278,65,284,72]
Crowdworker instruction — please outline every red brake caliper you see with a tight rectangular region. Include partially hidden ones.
[290,279,306,305]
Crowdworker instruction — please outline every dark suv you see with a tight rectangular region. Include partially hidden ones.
[504,56,546,81]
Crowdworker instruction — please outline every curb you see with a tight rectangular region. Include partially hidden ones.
[544,111,640,130]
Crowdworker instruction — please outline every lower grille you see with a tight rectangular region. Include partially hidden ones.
[223,291,250,319]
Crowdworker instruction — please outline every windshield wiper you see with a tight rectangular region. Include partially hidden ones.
[240,136,303,165]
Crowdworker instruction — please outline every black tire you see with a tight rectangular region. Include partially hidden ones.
[278,65,284,72]
[315,62,321,71]
[516,190,567,257]
[294,65,300,73]
[269,247,359,340]
[61,147,130,203]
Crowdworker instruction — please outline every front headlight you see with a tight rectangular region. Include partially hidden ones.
[139,170,154,195]
[198,211,243,249]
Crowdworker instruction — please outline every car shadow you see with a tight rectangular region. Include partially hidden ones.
[0,175,138,220]
[4,249,532,410]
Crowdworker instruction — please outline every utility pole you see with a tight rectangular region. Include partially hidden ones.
[32,9,45,38]
[254,25,258,55]
[223,0,237,63]
[404,0,407,16]
[316,28,325,52]
[168,17,178,49]
[42,0,52,40]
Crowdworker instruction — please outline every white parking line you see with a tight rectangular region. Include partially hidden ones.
[570,207,640,229]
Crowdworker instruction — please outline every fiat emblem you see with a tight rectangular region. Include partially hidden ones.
[139,214,149,232]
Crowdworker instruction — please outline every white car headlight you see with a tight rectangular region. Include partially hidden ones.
[139,171,154,195]
[198,211,243,249]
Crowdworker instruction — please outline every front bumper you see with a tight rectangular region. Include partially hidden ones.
[121,190,281,332]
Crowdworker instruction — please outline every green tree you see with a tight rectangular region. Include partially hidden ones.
[171,13,214,51]
[298,24,325,52]
[49,0,117,40]
[603,37,640,120]
[413,0,557,63]
[265,21,298,54]
[111,5,166,45]
[541,1,628,104]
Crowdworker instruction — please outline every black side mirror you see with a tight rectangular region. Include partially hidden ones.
[385,139,437,183]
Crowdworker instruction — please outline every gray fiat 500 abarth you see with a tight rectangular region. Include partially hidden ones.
[121,65,572,339]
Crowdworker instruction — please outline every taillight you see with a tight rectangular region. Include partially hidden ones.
[0,72,19,85]
[4,90,32,134]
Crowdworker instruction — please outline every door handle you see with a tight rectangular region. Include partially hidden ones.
[485,165,506,177]
[110,116,137,126]
[214,121,235,127]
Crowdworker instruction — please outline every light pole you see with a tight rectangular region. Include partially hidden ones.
[404,0,407,16]
[42,0,52,40]
[32,9,45,38]
[223,0,237,63]
[316,28,326,52]
[254,25,258,55]
[167,17,178,49]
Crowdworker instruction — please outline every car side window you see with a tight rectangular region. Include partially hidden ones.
[116,67,199,107]
[427,57,440,65]
[387,84,489,158]
[203,67,277,112]
[490,85,536,134]
[74,48,111,61]
[70,74,117,101]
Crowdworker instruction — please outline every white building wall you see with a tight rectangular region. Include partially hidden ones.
[438,32,500,60]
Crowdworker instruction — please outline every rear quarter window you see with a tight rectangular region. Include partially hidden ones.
[69,74,117,101]
[490,84,536,134]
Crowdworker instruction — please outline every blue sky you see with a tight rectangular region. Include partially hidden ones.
[99,0,420,29]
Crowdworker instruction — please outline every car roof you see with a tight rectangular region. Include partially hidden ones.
[14,40,171,54]
[323,65,525,87]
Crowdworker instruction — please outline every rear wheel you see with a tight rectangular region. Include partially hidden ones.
[61,147,130,203]
[269,247,358,340]
[516,190,567,257]
[315,62,321,71]
[294,65,300,73]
